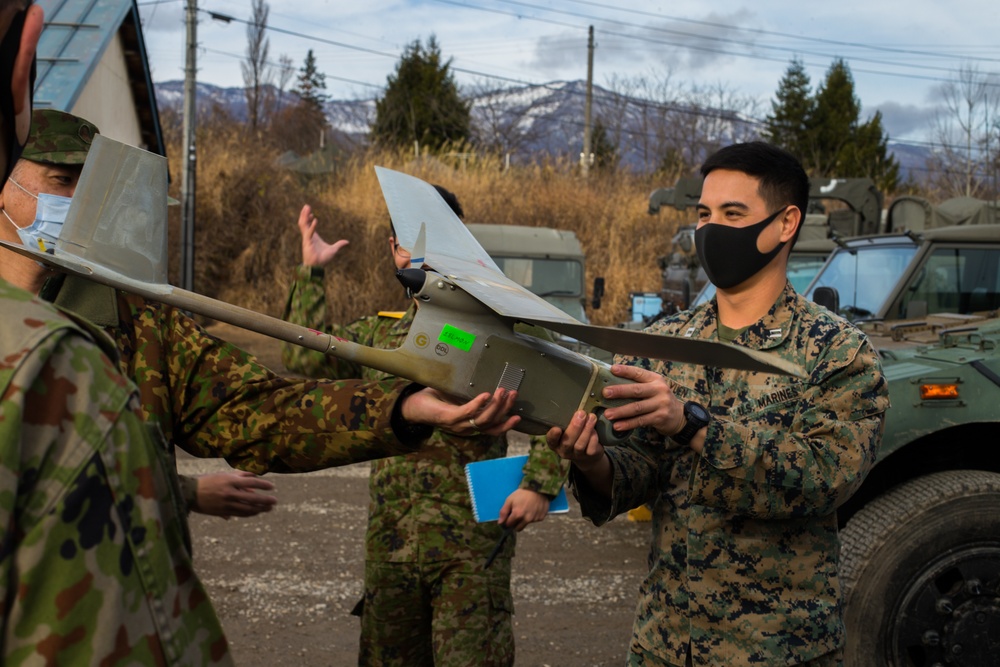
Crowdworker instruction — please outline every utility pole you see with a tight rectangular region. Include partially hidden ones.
[580,25,594,178]
[180,0,198,292]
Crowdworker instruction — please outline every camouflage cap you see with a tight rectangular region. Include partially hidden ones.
[21,109,100,165]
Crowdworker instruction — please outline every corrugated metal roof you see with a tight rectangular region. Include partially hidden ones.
[35,0,131,110]
[33,0,164,156]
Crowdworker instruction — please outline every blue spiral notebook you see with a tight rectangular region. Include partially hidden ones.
[464,455,569,523]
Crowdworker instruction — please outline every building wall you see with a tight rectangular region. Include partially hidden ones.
[70,32,144,149]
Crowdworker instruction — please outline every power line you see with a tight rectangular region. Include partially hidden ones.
[178,4,995,156]
[557,0,1000,65]
[194,3,999,110]
[151,0,1000,109]
[200,46,382,90]
[430,0,1000,88]
[188,43,985,156]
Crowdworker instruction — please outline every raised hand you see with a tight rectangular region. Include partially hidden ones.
[298,204,350,268]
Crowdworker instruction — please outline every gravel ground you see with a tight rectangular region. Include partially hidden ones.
[184,323,651,667]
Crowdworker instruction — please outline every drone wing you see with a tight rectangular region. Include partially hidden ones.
[375,167,578,324]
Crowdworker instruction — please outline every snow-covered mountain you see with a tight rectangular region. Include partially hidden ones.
[154,79,927,178]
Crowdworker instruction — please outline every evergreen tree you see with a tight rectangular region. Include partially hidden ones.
[293,49,329,112]
[839,110,901,193]
[765,58,814,161]
[372,36,471,151]
[766,58,899,193]
[284,49,329,153]
[808,59,861,176]
[591,117,619,171]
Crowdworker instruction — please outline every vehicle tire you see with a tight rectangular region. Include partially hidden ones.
[840,470,1000,667]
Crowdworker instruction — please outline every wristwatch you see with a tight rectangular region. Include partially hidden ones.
[673,401,711,446]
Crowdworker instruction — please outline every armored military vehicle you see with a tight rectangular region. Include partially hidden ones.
[801,223,1000,666]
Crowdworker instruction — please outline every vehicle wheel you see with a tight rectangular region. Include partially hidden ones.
[840,470,1000,667]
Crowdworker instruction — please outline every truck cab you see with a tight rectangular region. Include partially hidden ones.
[466,223,598,323]
[466,223,610,361]
[804,224,1000,322]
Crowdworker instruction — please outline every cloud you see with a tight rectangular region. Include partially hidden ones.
[872,101,938,140]
[527,9,759,77]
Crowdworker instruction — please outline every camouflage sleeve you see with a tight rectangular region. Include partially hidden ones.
[569,444,666,525]
[564,347,684,524]
[116,292,425,475]
[689,336,889,519]
[1,327,231,666]
[518,435,569,497]
[280,264,371,379]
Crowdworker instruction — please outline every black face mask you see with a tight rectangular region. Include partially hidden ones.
[695,206,789,290]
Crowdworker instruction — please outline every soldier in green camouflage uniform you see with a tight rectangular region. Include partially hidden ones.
[2,109,282,517]
[281,200,567,666]
[548,143,889,666]
[1,3,231,663]
[0,279,234,666]
[0,111,520,492]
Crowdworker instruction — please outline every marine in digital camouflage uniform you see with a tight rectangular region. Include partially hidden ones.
[0,4,230,663]
[281,202,567,666]
[549,142,889,666]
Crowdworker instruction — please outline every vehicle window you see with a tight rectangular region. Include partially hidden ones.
[692,282,715,307]
[787,255,828,294]
[895,247,1000,317]
[691,255,828,308]
[493,257,583,297]
[806,245,918,320]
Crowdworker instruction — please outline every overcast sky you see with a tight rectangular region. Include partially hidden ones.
[137,0,1000,144]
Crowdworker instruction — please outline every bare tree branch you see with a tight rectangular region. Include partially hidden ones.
[241,0,272,132]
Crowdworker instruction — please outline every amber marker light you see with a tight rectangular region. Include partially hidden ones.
[919,383,960,400]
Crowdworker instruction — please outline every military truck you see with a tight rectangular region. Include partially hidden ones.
[804,225,1000,322]
[466,223,609,360]
[647,176,884,313]
[466,223,601,322]
[885,194,999,233]
[800,223,1000,666]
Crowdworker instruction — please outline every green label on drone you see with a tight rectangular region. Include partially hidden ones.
[439,324,475,352]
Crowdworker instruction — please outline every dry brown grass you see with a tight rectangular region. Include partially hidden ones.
[164,123,690,328]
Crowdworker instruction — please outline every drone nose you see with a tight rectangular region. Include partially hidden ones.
[396,268,427,295]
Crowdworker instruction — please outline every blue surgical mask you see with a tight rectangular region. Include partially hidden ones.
[2,181,72,253]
